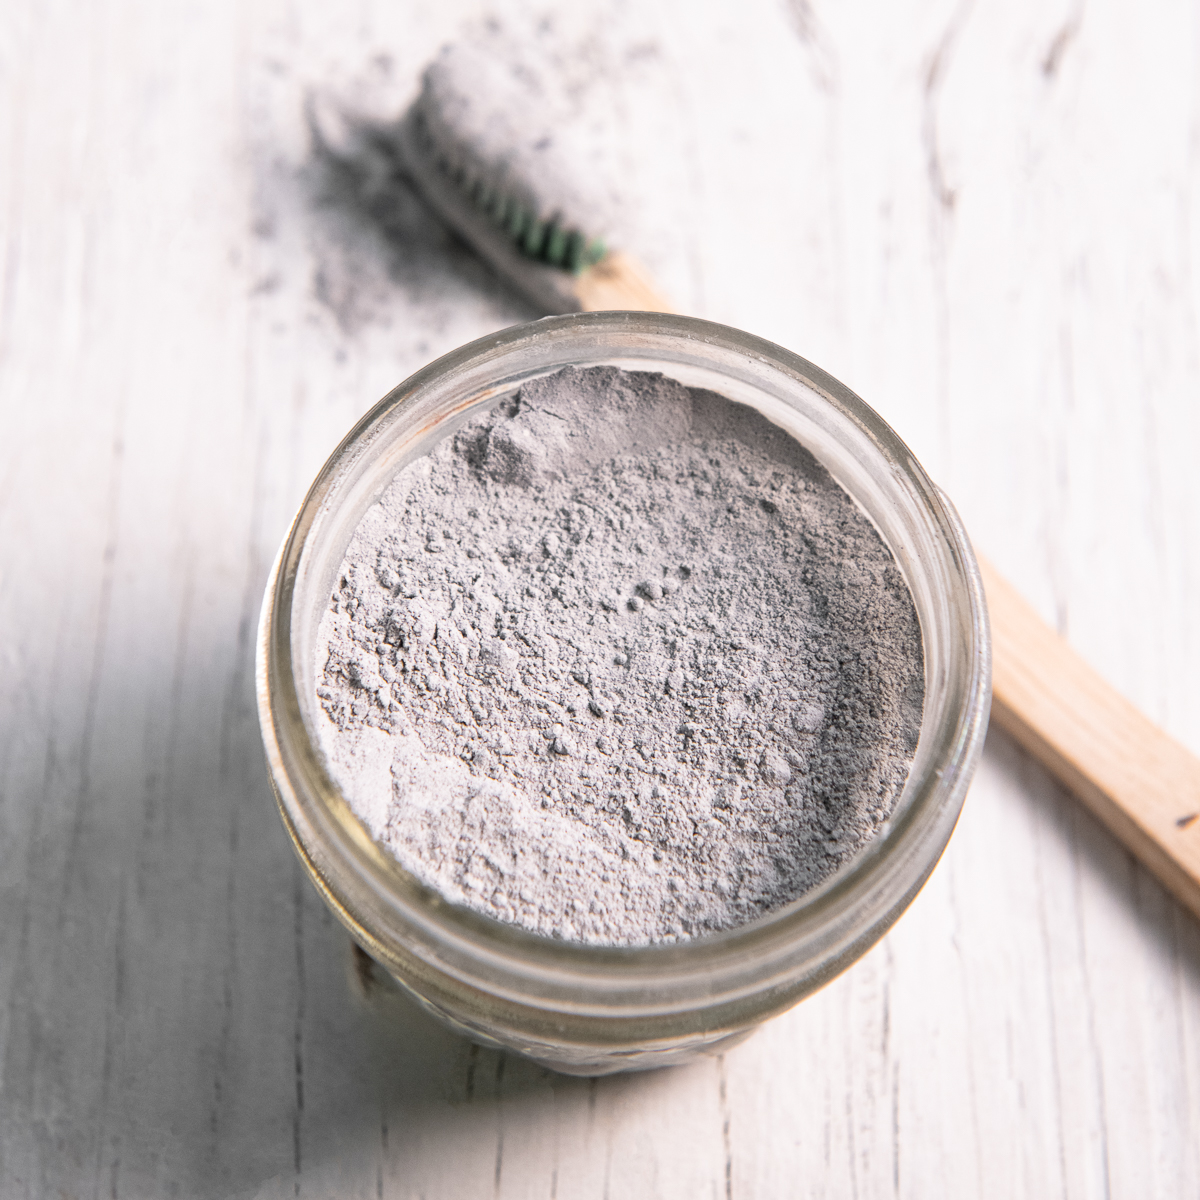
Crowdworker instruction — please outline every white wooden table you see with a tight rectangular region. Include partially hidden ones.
[3,1,1199,1195]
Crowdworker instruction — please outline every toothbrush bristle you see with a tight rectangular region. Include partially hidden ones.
[523,218,546,257]
[403,50,614,282]
[544,222,567,266]
[564,231,584,273]
[507,203,528,242]
[420,123,607,274]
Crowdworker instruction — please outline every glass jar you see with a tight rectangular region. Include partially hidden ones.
[256,312,991,1076]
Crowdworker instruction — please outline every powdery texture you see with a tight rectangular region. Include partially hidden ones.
[315,366,924,945]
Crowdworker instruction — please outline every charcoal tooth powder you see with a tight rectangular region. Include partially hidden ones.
[313,365,925,945]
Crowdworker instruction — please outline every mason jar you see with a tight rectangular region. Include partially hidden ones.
[256,311,990,1076]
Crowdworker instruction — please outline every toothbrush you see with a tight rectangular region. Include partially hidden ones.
[329,46,1200,920]
[394,40,673,316]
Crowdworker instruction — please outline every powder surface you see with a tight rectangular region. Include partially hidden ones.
[315,366,924,945]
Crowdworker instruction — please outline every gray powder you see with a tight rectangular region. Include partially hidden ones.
[315,366,924,945]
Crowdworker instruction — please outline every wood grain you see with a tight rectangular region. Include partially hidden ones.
[983,555,1200,920]
[2,1,1199,1197]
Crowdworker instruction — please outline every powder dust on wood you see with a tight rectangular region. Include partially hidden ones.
[314,365,924,945]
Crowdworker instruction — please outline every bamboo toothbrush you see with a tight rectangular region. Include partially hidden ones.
[335,42,1200,919]
[394,40,673,315]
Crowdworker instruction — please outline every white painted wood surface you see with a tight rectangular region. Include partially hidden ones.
[2,1,1199,1195]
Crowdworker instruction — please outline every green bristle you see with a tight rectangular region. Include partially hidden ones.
[564,230,584,272]
[523,218,547,257]
[508,203,529,243]
[432,150,601,273]
[544,221,567,266]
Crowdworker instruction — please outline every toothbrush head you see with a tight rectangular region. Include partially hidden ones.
[396,42,670,315]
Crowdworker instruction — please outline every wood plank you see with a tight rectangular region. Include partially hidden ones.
[2,0,1199,1196]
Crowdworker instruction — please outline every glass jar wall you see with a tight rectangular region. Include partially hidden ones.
[256,312,991,1076]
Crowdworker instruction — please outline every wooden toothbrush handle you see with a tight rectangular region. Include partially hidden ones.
[573,250,676,314]
[981,556,1200,918]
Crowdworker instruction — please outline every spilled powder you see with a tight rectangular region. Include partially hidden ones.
[314,366,924,945]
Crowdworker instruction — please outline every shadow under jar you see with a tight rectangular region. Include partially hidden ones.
[256,312,991,1076]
